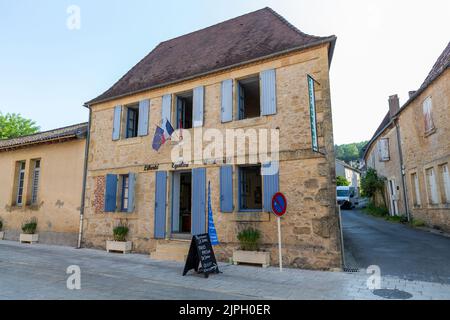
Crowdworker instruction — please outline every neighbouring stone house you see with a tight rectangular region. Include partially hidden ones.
[0,123,87,245]
[363,41,450,231]
[80,7,342,270]
[335,159,361,195]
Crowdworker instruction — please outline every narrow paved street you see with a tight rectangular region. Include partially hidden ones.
[1,240,450,299]
[342,209,450,284]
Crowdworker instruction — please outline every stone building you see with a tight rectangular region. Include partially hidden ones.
[80,7,342,270]
[0,123,87,245]
[363,42,450,231]
[335,159,361,196]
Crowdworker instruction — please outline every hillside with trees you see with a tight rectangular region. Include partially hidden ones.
[335,141,368,164]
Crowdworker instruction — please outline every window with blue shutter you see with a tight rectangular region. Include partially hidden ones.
[138,100,150,136]
[161,94,172,125]
[261,69,277,116]
[127,173,136,213]
[112,105,122,141]
[104,174,118,212]
[237,76,260,120]
[193,86,204,128]
[220,166,233,212]
[154,171,167,239]
[221,80,233,123]
[262,161,279,212]
[176,91,193,129]
[238,165,262,211]
[191,168,206,235]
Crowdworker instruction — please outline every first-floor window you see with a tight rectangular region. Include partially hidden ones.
[126,104,139,138]
[31,160,41,204]
[239,165,262,211]
[426,168,439,204]
[16,161,26,206]
[440,164,450,204]
[411,173,421,206]
[120,174,129,212]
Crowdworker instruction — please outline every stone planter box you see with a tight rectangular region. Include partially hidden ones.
[20,233,39,244]
[233,250,270,268]
[106,241,132,254]
[0,231,4,240]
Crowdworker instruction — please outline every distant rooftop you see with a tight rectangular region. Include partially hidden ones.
[0,123,88,152]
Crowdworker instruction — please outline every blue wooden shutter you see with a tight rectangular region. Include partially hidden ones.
[193,86,204,127]
[112,105,122,140]
[221,80,233,123]
[127,173,136,213]
[260,69,277,116]
[262,162,279,212]
[161,94,172,125]
[154,171,167,239]
[220,166,233,212]
[104,174,118,212]
[138,100,150,136]
[192,168,206,235]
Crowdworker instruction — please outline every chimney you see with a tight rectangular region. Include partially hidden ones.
[408,91,416,98]
[388,94,400,119]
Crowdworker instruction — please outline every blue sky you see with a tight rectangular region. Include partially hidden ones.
[0,0,449,144]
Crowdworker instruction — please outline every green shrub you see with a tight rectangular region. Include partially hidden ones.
[336,176,350,186]
[237,228,261,251]
[21,217,37,234]
[363,202,389,217]
[385,215,405,223]
[113,223,129,242]
[411,219,426,228]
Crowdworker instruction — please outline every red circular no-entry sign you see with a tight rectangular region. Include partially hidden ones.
[271,192,287,217]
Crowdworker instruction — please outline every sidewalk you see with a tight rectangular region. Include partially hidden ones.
[1,240,449,300]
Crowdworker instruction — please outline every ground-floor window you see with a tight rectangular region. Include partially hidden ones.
[439,164,450,204]
[426,168,439,205]
[15,161,26,206]
[238,165,262,211]
[411,172,421,206]
[30,159,41,204]
[120,174,130,212]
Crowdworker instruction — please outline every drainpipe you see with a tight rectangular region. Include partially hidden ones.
[394,118,411,222]
[77,105,92,248]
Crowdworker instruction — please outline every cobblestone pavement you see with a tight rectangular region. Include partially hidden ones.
[342,209,450,284]
[0,240,449,300]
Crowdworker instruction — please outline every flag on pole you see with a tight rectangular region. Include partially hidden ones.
[207,181,219,246]
[152,126,165,151]
[164,119,175,140]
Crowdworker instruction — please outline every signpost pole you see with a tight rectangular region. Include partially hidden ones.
[277,216,282,272]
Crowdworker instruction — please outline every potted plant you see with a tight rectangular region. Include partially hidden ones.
[20,217,38,244]
[106,222,132,254]
[0,219,4,240]
[233,228,270,268]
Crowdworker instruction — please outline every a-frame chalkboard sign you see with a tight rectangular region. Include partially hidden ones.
[182,233,220,278]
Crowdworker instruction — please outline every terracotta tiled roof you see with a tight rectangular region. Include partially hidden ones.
[0,123,88,151]
[87,7,336,105]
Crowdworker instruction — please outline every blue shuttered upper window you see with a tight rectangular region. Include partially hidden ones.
[193,86,204,128]
[138,99,150,136]
[260,69,277,116]
[221,79,233,123]
[162,94,172,126]
[112,105,122,141]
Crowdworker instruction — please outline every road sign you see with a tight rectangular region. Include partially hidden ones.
[271,192,287,217]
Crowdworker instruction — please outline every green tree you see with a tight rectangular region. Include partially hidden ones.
[0,112,40,139]
[335,141,368,163]
[336,176,350,186]
[361,168,386,206]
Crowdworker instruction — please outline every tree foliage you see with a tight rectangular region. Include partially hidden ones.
[0,112,40,139]
[336,176,350,186]
[335,141,368,163]
[361,168,386,203]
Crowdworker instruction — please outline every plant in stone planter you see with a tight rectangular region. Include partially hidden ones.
[237,228,261,251]
[107,222,132,254]
[20,217,39,244]
[233,228,270,268]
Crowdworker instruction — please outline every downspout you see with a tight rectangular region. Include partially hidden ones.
[394,117,411,222]
[77,105,92,248]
